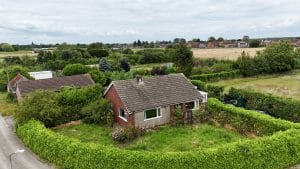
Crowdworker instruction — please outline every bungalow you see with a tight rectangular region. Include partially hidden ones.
[7,73,29,93]
[104,74,207,128]
[16,74,94,103]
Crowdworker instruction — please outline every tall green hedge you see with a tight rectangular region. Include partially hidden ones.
[204,98,300,136]
[191,80,224,99]
[17,119,300,169]
[190,70,240,82]
[228,88,300,122]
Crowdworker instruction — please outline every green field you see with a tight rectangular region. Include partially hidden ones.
[0,51,38,58]
[53,123,247,152]
[212,70,300,100]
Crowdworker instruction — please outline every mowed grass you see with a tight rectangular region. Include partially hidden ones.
[0,92,17,116]
[53,123,247,152]
[192,48,264,60]
[212,70,300,100]
[53,124,114,146]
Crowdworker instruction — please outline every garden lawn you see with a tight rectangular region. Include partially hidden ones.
[212,70,300,101]
[0,92,17,116]
[53,123,247,152]
[53,123,114,146]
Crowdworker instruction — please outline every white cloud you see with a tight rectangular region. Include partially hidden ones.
[0,0,299,44]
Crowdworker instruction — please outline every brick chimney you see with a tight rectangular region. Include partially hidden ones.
[135,75,143,85]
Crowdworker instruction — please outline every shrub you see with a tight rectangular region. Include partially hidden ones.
[151,66,166,75]
[17,120,300,169]
[191,80,206,90]
[227,88,300,122]
[190,70,240,82]
[15,90,62,127]
[120,59,131,72]
[191,80,224,99]
[130,68,151,77]
[0,71,7,92]
[88,49,109,58]
[5,65,31,80]
[99,57,112,72]
[62,64,91,76]
[112,126,146,143]
[138,49,164,64]
[88,69,107,85]
[3,56,22,65]
[204,98,300,136]
[211,62,233,73]
[81,99,114,126]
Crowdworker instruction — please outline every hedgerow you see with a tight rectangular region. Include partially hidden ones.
[228,88,300,123]
[191,80,224,99]
[190,70,240,82]
[17,98,300,169]
[17,119,300,169]
[203,98,300,136]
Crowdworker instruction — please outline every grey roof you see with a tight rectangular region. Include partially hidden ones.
[106,73,202,112]
[17,74,94,96]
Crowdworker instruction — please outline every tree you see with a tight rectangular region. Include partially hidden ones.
[62,64,91,76]
[151,66,167,75]
[61,50,73,60]
[173,45,194,77]
[249,40,260,48]
[123,48,134,54]
[99,57,112,72]
[192,38,201,42]
[21,55,36,67]
[15,90,62,127]
[81,99,113,126]
[217,37,224,42]
[3,56,22,65]
[0,43,14,52]
[208,36,216,42]
[37,51,55,64]
[120,59,131,72]
[5,65,31,80]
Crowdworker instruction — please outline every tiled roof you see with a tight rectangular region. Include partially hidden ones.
[105,73,202,112]
[8,74,29,92]
[17,74,94,96]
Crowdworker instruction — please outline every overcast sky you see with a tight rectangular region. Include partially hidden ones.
[0,0,299,44]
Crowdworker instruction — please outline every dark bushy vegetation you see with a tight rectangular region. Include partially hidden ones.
[237,41,297,76]
[227,88,300,122]
[112,126,146,143]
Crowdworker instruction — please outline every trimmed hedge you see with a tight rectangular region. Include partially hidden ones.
[204,98,300,136]
[228,88,300,123]
[191,80,224,99]
[17,119,300,169]
[190,70,240,82]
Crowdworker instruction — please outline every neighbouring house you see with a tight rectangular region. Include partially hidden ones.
[7,73,29,94]
[237,41,248,48]
[104,73,207,128]
[206,41,216,48]
[16,74,94,103]
[187,41,201,48]
[29,71,52,80]
[199,41,207,48]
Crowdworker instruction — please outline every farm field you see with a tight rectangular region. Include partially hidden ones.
[192,48,264,60]
[212,70,300,100]
[0,51,38,58]
[53,123,248,152]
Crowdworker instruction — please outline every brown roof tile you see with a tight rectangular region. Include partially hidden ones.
[17,74,94,96]
[105,73,202,112]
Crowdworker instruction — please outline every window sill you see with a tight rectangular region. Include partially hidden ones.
[144,116,162,121]
[119,116,128,122]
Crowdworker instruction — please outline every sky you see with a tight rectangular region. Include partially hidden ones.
[0,0,300,44]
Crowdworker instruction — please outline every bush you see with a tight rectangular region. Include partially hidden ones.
[191,80,206,90]
[112,126,146,143]
[99,57,112,72]
[191,80,224,99]
[17,119,300,169]
[88,49,109,58]
[5,65,31,80]
[204,98,300,136]
[211,63,233,73]
[227,88,300,122]
[151,66,166,75]
[15,90,62,127]
[190,70,240,82]
[62,64,91,76]
[120,59,131,72]
[81,99,113,126]
[130,68,151,77]
[4,56,22,65]
[88,69,107,85]
[0,71,7,92]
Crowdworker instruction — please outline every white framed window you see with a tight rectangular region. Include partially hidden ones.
[187,100,200,110]
[118,108,127,121]
[144,107,161,120]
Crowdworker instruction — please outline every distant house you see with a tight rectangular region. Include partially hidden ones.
[29,71,52,80]
[237,41,248,48]
[16,74,94,103]
[199,42,207,48]
[7,74,29,94]
[104,74,207,128]
[206,41,216,48]
[187,41,201,48]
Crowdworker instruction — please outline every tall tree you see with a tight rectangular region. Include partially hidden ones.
[173,45,194,77]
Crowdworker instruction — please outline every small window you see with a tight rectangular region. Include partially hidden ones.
[187,100,199,110]
[119,108,127,121]
[144,107,161,120]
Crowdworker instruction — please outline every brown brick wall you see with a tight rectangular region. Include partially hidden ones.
[105,85,135,127]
